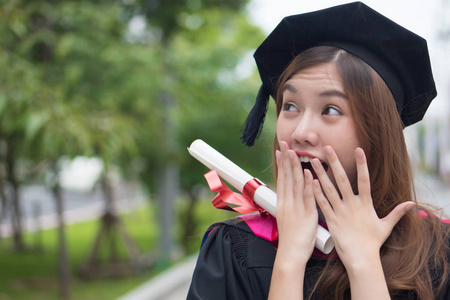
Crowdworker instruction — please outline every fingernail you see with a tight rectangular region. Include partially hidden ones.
[313,179,321,188]
[311,158,322,169]
[289,150,296,160]
[276,150,281,161]
[406,201,416,211]
[304,169,312,180]
[279,142,286,152]
[324,146,332,156]
[356,147,364,158]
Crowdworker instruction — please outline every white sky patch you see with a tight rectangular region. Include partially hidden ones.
[60,157,103,192]
[247,0,437,37]
[128,15,146,35]
[234,51,256,80]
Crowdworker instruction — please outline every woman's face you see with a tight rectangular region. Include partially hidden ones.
[276,63,361,187]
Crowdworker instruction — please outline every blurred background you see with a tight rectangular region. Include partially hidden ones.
[0,0,448,299]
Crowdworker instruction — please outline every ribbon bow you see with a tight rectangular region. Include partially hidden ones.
[204,170,268,215]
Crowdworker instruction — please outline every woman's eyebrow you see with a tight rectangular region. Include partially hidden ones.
[282,83,298,93]
[319,90,348,100]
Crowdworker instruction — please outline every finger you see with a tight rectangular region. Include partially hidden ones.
[303,169,315,210]
[313,179,335,222]
[276,150,285,207]
[382,201,415,233]
[277,142,294,211]
[291,150,305,204]
[311,157,342,212]
[355,147,371,198]
[279,141,288,152]
[282,145,294,205]
[324,146,354,199]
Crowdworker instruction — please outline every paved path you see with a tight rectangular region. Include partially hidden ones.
[117,255,197,300]
[0,183,145,237]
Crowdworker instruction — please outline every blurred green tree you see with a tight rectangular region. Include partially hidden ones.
[124,0,273,256]
[0,50,38,251]
[1,0,160,297]
[172,9,275,252]
[1,0,275,280]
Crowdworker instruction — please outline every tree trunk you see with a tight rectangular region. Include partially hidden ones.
[99,169,119,262]
[0,178,8,222]
[156,88,179,264]
[5,138,25,251]
[51,163,71,300]
[157,163,178,263]
[78,166,140,278]
[0,168,9,240]
[180,188,199,252]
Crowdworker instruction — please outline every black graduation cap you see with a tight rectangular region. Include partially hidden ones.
[241,1,437,146]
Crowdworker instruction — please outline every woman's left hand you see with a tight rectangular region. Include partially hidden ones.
[311,146,414,270]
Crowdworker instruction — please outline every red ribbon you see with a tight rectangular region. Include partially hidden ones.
[204,170,267,215]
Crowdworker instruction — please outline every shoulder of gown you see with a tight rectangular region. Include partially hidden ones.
[187,219,277,300]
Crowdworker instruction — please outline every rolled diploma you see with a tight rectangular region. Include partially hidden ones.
[188,139,334,254]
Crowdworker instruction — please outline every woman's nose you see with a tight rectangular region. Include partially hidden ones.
[292,115,319,146]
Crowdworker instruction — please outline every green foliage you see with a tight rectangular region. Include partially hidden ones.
[0,200,234,299]
[0,0,276,289]
[0,0,163,173]
[131,6,273,194]
[1,0,271,193]
[172,9,274,189]
[0,205,157,300]
[124,0,250,40]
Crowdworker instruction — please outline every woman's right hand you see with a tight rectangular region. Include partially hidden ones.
[268,141,318,299]
[275,141,318,264]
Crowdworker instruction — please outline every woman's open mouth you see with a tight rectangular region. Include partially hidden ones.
[300,161,329,180]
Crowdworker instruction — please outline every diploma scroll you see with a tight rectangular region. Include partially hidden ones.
[188,139,334,254]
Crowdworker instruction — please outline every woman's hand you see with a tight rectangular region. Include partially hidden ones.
[311,146,414,299]
[311,146,414,265]
[269,141,318,300]
[276,141,318,263]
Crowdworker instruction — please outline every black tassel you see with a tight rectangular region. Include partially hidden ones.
[240,85,270,147]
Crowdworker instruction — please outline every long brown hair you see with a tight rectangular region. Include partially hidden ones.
[272,46,450,299]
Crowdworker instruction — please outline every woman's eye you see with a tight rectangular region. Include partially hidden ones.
[282,103,298,112]
[323,106,341,116]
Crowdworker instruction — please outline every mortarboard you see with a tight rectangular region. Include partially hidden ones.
[241,1,437,146]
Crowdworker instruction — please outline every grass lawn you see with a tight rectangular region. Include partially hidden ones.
[0,198,235,300]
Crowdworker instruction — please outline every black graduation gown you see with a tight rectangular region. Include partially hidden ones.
[187,219,450,300]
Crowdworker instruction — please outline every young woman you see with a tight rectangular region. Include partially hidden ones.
[188,2,450,299]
